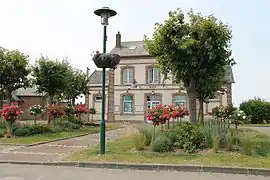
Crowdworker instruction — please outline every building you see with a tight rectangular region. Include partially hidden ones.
[86,32,234,122]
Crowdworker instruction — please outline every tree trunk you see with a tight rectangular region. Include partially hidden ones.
[199,100,204,123]
[187,77,197,124]
[188,92,197,124]
[72,97,76,106]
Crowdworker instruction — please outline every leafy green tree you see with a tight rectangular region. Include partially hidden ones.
[196,67,228,122]
[32,56,71,104]
[64,68,88,105]
[145,9,234,123]
[0,47,31,102]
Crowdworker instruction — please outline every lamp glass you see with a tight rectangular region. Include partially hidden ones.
[101,13,110,25]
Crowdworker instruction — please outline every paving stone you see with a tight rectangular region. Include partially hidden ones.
[13,145,82,154]
[0,153,60,161]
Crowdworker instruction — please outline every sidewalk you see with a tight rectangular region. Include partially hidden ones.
[0,126,132,162]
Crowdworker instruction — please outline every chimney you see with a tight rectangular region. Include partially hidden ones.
[116,31,121,48]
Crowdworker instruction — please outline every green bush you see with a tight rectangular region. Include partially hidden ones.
[162,123,204,153]
[54,121,81,131]
[202,118,228,148]
[240,135,254,156]
[239,99,270,124]
[13,126,31,137]
[254,140,270,156]
[212,135,220,153]
[151,135,172,153]
[226,131,234,151]
[133,133,145,150]
[13,125,53,137]
[139,128,152,146]
[62,116,84,126]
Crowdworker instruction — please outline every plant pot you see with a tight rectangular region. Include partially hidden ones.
[92,52,120,69]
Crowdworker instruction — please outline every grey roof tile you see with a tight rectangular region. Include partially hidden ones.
[88,70,109,84]
[110,41,149,57]
[13,87,43,97]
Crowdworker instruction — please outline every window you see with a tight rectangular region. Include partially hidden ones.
[123,95,133,113]
[174,95,187,107]
[95,96,102,102]
[146,95,161,109]
[122,68,134,84]
[147,67,159,84]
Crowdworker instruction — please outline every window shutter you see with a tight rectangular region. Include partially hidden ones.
[128,69,133,84]
[123,69,128,84]
[148,68,153,83]
[153,68,159,84]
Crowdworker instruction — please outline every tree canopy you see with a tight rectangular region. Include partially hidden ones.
[64,68,88,105]
[32,56,72,103]
[0,47,31,101]
[145,9,235,123]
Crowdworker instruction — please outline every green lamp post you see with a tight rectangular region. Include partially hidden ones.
[94,7,117,155]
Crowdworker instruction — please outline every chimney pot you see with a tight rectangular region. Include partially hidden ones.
[116,31,121,48]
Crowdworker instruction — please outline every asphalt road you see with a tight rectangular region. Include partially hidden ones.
[0,164,268,180]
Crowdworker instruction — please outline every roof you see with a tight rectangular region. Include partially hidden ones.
[224,66,235,84]
[13,87,44,97]
[110,41,149,57]
[88,70,109,84]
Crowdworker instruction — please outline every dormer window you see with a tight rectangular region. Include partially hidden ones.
[146,66,160,84]
[121,66,135,85]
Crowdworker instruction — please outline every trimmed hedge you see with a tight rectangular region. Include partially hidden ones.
[240,99,270,124]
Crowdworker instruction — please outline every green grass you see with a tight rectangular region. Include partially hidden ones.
[241,124,270,127]
[67,128,270,169]
[0,123,122,145]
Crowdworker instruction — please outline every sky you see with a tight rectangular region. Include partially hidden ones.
[0,0,269,106]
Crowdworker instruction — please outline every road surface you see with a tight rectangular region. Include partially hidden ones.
[0,164,268,180]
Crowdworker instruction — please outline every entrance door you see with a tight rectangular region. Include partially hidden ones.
[145,94,161,123]
[147,101,160,109]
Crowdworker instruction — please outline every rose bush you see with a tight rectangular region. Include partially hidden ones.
[0,103,23,137]
[146,104,189,137]
[47,105,65,125]
[230,109,249,129]
[75,104,89,120]
[29,104,44,126]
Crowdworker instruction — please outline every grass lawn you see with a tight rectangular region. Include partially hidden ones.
[67,129,270,169]
[0,123,122,145]
[241,124,270,127]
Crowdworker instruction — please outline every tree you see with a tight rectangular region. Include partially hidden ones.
[145,9,234,123]
[64,68,88,106]
[196,66,228,122]
[32,56,71,104]
[0,47,31,102]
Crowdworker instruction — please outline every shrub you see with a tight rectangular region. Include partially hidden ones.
[240,135,254,156]
[139,128,152,146]
[171,123,204,153]
[212,135,220,153]
[63,116,84,125]
[64,104,75,117]
[133,133,145,150]
[239,99,270,124]
[151,135,172,153]
[226,131,234,151]
[13,125,53,137]
[254,140,270,156]
[54,121,81,131]
[230,109,249,129]
[202,118,228,148]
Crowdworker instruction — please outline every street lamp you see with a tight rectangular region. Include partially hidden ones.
[94,7,117,155]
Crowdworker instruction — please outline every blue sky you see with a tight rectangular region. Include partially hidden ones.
[0,0,268,106]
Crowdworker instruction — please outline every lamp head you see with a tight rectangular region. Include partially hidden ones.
[94,7,117,25]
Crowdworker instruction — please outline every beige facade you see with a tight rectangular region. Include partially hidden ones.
[86,33,234,122]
